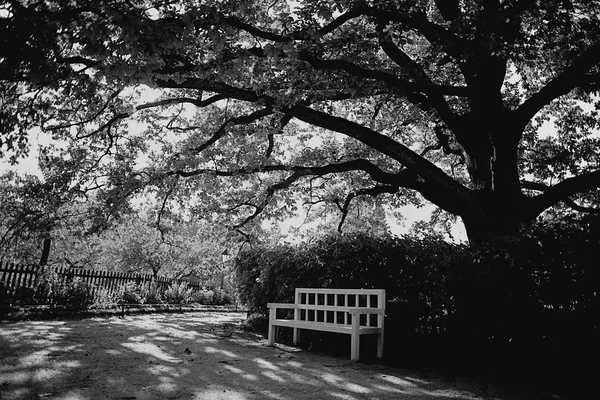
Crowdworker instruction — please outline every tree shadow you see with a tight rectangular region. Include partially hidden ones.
[1,312,543,400]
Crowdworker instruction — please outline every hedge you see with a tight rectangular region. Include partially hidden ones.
[234,228,600,390]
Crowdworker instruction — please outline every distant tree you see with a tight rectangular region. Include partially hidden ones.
[0,140,135,263]
[93,213,229,279]
[2,0,600,246]
[0,171,69,264]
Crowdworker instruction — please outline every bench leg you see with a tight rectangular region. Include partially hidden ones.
[377,333,384,358]
[268,323,277,346]
[377,313,385,358]
[350,333,360,361]
[268,307,277,346]
[351,314,360,361]
[293,327,300,345]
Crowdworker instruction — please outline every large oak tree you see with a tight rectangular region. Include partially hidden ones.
[2,0,600,245]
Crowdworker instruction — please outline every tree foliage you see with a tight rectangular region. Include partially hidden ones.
[0,170,76,263]
[2,0,600,244]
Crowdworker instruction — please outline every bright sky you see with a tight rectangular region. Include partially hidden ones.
[0,129,48,176]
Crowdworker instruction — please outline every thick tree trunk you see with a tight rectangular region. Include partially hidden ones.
[458,187,536,247]
[461,213,522,247]
[449,99,530,246]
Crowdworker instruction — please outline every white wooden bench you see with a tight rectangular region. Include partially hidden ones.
[267,288,385,361]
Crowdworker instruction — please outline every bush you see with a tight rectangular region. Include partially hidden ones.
[188,288,234,305]
[0,281,13,306]
[31,270,95,306]
[234,228,600,387]
[191,289,214,304]
[117,282,143,304]
[11,286,36,306]
[242,313,269,335]
[93,287,118,307]
[56,278,95,306]
[164,281,193,304]
[139,281,163,304]
[212,288,234,305]
[235,232,461,326]
[33,269,62,304]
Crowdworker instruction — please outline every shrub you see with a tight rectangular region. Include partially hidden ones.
[164,281,193,304]
[234,227,600,389]
[139,281,163,304]
[117,282,143,304]
[190,289,214,304]
[11,286,36,306]
[54,278,92,306]
[235,232,460,327]
[213,288,233,305]
[93,287,118,307]
[242,313,269,335]
[188,288,234,305]
[29,270,94,306]
[0,281,13,306]
[34,269,63,304]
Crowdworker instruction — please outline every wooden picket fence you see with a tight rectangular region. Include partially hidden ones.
[0,262,203,298]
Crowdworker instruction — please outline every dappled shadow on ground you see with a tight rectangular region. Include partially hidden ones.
[1,312,537,400]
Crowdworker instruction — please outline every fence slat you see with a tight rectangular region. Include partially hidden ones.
[26,265,38,288]
[8,263,19,288]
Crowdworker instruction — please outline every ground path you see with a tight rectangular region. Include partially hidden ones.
[1,312,542,399]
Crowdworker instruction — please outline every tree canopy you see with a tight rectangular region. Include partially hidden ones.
[2,0,600,245]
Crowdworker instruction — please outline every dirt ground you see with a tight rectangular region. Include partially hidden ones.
[0,312,551,400]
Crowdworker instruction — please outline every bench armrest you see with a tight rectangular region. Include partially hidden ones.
[348,308,385,315]
[267,302,299,309]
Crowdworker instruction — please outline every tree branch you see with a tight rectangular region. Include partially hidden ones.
[516,40,600,124]
[563,198,600,214]
[369,8,468,61]
[375,21,461,114]
[297,51,468,100]
[337,185,398,232]
[58,56,101,67]
[282,103,475,215]
[220,5,468,64]
[136,94,226,111]
[222,7,367,42]
[45,89,122,131]
[156,177,178,241]
[76,112,130,139]
[265,114,291,159]
[233,171,304,227]
[524,171,600,217]
[167,158,418,190]
[188,108,273,154]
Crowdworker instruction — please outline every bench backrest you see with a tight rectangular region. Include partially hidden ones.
[294,288,385,328]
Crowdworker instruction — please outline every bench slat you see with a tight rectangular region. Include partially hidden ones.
[270,319,383,335]
[348,308,385,315]
[268,304,384,314]
[267,302,299,309]
[295,288,385,295]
